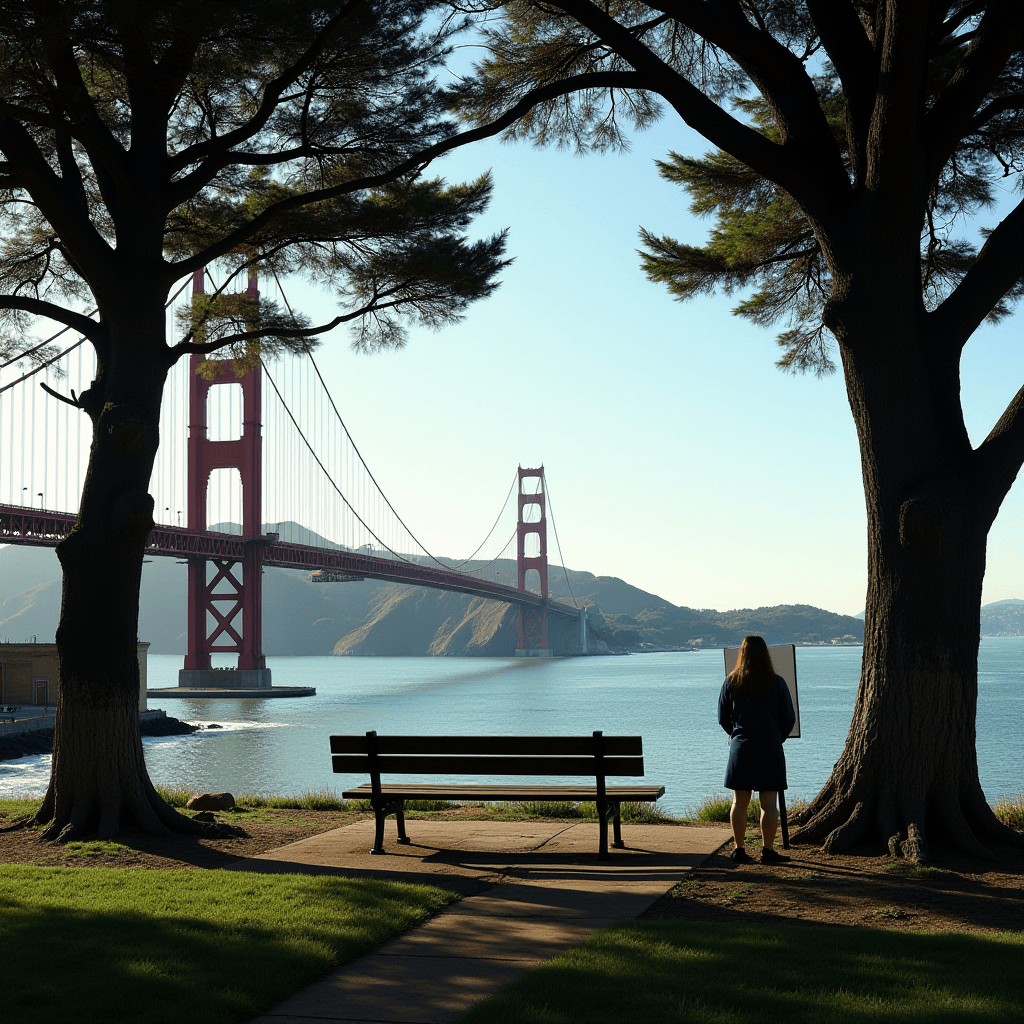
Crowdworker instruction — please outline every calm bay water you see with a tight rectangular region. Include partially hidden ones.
[2,639,1022,812]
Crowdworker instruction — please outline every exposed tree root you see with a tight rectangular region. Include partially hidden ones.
[790,777,1019,864]
[0,816,34,834]
[34,775,242,842]
[821,800,870,854]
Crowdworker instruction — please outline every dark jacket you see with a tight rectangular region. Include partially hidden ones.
[718,674,796,791]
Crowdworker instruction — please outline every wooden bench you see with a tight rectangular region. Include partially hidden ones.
[331,730,665,857]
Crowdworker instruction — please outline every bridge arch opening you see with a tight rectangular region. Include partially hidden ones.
[207,467,243,533]
[522,567,542,595]
[206,382,244,441]
[523,532,541,558]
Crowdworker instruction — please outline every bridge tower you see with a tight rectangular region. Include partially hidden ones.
[178,269,272,689]
[515,466,552,657]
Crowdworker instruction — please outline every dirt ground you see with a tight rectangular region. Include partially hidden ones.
[3,804,1022,932]
[642,828,1024,933]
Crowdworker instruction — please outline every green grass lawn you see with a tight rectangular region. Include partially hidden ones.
[458,920,1024,1024]
[0,864,454,1024]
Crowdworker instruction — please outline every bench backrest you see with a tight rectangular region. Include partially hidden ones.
[330,732,644,779]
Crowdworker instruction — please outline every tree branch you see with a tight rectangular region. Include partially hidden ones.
[35,16,128,184]
[0,295,104,344]
[559,0,849,218]
[805,0,877,185]
[166,1,360,176]
[931,195,1024,350]
[39,380,83,409]
[169,69,649,280]
[0,117,115,278]
[968,92,1024,132]
[975,381,1024,523]
[926,0,1024,177]
[168,310,363,358]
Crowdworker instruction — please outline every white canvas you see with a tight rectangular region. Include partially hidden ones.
[723,643,801,738]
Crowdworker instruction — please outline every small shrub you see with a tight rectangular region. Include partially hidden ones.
[873,905,906,919]
[993,795,1024,832]
[785,796,809,818]
[691,795,731,822]
[689,794,762,823]
[403,800,459,812]
[236,787,350,811]
[154,785,193,808]
[500,800,581,818]
[620,801,679,824]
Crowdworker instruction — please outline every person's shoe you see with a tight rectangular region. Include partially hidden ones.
[760,847,790,864]
[731,847,752,863]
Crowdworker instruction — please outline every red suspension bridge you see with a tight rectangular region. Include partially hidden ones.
[0,271,587,689]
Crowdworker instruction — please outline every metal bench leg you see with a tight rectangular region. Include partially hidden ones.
[597,801,609,859]
[395,800,411,844]
[370,802,387,855]
[611,803,624,848]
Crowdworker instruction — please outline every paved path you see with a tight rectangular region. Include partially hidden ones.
[234,819,731,1023]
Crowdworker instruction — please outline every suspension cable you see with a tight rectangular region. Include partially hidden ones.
[261,356,412,562]
[0,276,194,396]
[271,268,519,572]
[543,469,579,609]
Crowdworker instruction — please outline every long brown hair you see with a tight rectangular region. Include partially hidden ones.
[728,635,777,701]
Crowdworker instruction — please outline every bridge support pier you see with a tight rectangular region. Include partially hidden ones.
[179,269,272,689]
[515,467,551,656]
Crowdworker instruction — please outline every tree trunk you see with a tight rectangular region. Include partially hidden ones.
[35,307,203,841]
[792,266,1024,863]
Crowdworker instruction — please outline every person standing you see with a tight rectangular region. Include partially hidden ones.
[718,634,797,864]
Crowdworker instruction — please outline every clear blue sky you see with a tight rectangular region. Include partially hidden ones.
[282,117,1024,618]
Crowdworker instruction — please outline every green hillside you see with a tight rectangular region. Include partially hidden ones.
[0,541,880,656]
[980,599,1024,636]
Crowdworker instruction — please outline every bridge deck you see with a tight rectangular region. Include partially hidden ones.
[0,503,579,617]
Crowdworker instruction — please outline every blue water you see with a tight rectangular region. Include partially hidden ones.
[2,639,1021,813]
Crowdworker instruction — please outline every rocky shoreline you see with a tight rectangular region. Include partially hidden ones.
[0,710,198,763]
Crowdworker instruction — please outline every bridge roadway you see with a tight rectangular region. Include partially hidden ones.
[0,503,579,617]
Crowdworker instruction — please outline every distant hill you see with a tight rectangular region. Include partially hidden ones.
[980,599,1024,636]
[2,539,868,655]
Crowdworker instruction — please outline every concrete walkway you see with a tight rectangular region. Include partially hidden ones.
[232,819,731,1023]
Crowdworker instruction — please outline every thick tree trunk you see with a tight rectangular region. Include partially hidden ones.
[35,307,204,841]
[792,263,1024,863]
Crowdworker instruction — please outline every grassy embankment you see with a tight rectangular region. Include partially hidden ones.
[458,922,1024,1024]
[0,865,454,1024]
[457,793,1024,1024]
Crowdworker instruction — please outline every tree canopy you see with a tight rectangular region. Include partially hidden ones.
[457,1,1024,373]
[0,0,512,370]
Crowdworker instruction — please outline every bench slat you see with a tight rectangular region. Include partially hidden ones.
[329,735,642,756]
[341,783,666,800]
[331,754,645,777]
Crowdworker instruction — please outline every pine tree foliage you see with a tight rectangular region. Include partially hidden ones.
[457,1,1024,375]
[0,0,510,366]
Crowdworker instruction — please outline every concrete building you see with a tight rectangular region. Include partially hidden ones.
[1,641,149,710]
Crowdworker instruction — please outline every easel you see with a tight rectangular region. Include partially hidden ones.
[779,792,790,848]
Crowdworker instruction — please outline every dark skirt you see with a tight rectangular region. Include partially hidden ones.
[724,739,787,791]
